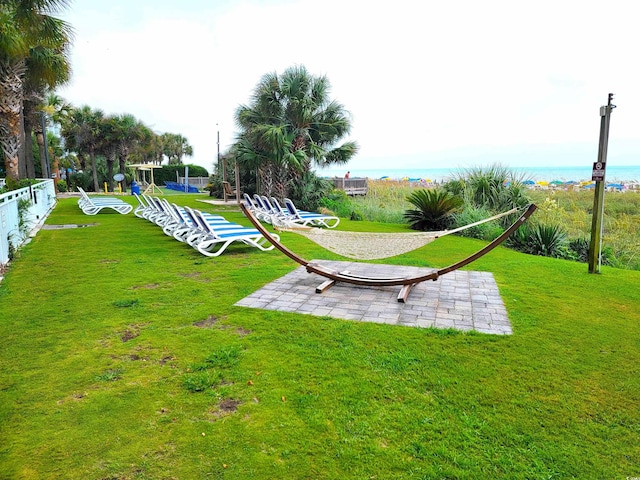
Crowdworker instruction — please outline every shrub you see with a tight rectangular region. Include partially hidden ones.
[319,189,360,219]
[69,171,93,192]
[154,164,209,185]
[568,237,590,263]
[529,224,568,257]
[448,164,531,212]
[56,179,68,192]
[506,224,533,253]
[404,189,463,231]
[289,171,333,211]
[508,223,569,258]
[205,176,223,197]
[452,206,504,241]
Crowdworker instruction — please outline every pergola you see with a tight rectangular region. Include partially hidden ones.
[129,163,163,195]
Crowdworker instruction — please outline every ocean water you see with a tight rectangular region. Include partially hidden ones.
[317,165,640,183]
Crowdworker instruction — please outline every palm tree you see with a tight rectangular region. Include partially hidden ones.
[25,90,71,179]
[107,114,148,190]
[145,129,164,165]
[162,133,193,165]
[100,115,120,192]
[234,65,358,198]
[61,106,105,192]
[0,0,72,181]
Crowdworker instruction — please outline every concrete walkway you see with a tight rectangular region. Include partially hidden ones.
[236,260,512,335]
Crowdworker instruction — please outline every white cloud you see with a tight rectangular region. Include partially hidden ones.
[59,0,640,174]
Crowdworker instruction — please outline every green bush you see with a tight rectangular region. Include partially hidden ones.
[69,171,93,192]
[154,164,209,186]
[446,164,531,213]
[205,176,223,197]
[289,171,333,211]
[404,189,463,231]
[507,223,569,258]
[452,206,503,241]
[56,179,68,192]
[568,237,590,263]
[319,189,361,219]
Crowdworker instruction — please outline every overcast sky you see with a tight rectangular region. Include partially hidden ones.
[58,0,640,174]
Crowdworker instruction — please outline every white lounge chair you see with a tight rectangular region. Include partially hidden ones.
[181,206,247,247]
[187,208,279,257]
[77,187,132,215]
[283,198,339,228]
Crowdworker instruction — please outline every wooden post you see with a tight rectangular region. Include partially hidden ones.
[588,94,616,274]
[234,163,241,204]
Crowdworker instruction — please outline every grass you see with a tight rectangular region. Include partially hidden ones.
[0,193,639,479]
[528,188,640,269]
[346,181,640,270]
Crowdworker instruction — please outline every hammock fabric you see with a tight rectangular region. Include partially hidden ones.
[272,207,520,260]
[240,202,537,303]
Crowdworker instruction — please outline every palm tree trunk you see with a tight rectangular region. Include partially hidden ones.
[35,127,48,178]
[0,59,27,182]
[106,154,115,192]
[52,154,59,193]
[18,108,27,178]
[273,163,289,200]
[89,149,99,192]
[23,111,36,178]
[258,165,274,197]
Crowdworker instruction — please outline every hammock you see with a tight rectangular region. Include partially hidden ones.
[240,202,537,303]
[271,207,520,260]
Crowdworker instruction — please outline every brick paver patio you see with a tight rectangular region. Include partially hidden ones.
[236,260,512,335]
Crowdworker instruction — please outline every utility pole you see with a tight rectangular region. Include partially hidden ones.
[40,112,51,179]
[218,124,226,202]
[588,93,616,274]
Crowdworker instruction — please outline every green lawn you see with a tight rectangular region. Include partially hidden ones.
[0,194,639,479]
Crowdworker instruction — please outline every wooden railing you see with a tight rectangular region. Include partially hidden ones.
[328,177,368,195]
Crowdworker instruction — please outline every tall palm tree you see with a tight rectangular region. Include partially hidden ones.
[146,130,164,165]
[60,105,105,192]
[100,114,120,192]
[102,113,149,191]
[0,0,72,181]
[31,92,71,178]
[235,65,358,198]
[162,133,193,165]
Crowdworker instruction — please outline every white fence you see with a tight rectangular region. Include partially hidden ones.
[177,175,209,189]
[0,179,56,265]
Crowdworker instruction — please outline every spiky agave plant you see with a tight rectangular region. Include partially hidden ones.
[404,189,463,231]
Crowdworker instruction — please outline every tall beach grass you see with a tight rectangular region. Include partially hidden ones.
[340,178,640,270]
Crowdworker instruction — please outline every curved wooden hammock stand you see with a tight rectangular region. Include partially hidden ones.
[241,202,537,303]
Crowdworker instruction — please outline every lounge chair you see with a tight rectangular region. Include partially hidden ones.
[133,193,151,219]
[260,196,284,220]
[77,187,132,215]
[252,195,274,224]
[181,206,247,247]
[283,198,340,228]
[186,208,279,257]
[164,203,226,242]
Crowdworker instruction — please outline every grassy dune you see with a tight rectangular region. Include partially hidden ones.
[344,180,640,270]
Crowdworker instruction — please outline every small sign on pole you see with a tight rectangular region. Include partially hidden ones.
[592,162,606,182]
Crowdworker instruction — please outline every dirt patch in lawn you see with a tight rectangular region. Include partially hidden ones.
[193,315,223,328]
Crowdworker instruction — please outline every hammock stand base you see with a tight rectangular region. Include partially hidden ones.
[240,203,537,303]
